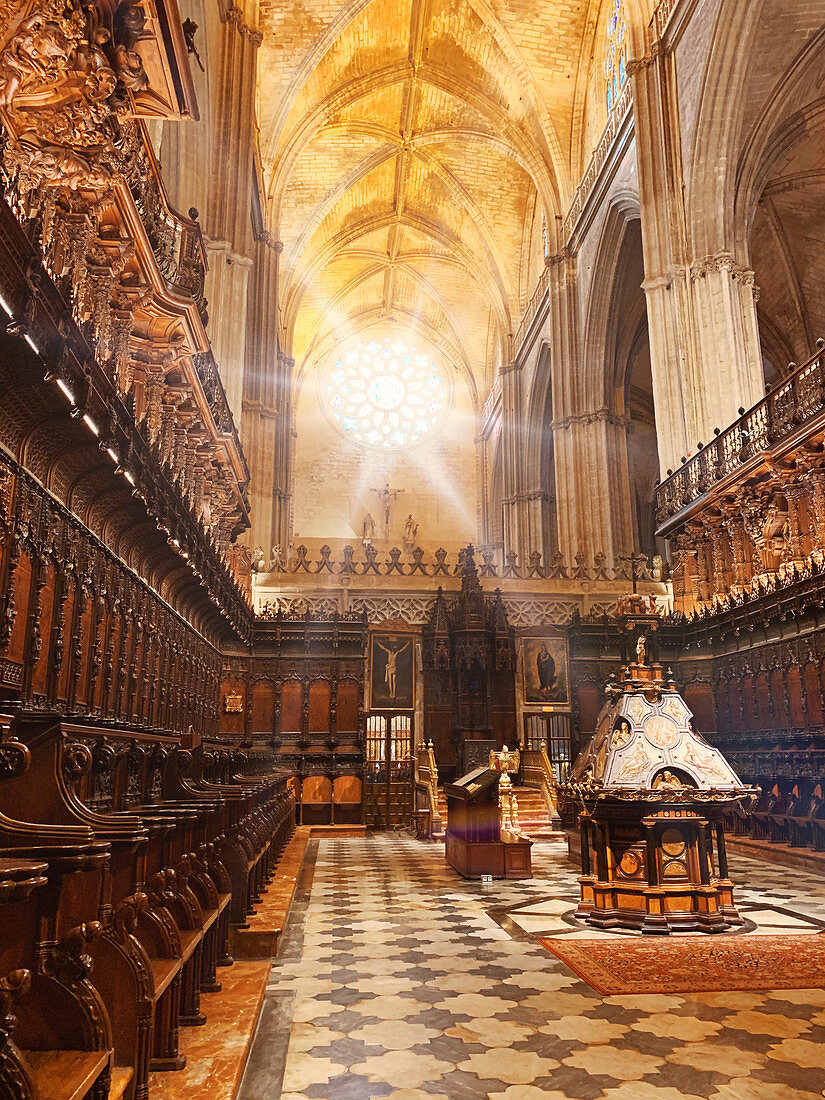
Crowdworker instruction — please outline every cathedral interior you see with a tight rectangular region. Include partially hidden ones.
[1,0,825,1097]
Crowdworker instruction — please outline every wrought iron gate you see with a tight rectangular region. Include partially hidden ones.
[364,713,414,829]
[524,712,573,782]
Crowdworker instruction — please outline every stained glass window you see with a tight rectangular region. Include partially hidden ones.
[324,336,450,450]
[604,0,627,112]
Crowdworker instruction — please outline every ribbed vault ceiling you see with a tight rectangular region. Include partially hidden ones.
[257,0,609,403]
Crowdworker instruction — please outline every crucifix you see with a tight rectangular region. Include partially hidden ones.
[371,482,404,540]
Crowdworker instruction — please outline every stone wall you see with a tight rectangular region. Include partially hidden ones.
[292,349,478,546]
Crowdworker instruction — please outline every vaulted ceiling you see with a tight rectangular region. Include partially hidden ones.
[257,0,617,404]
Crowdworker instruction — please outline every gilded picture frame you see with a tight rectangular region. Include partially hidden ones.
[522,636,569,706]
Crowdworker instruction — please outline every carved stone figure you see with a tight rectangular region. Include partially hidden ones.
[402,513,418,550]
[651,553,663,581]
[371,483,403,540]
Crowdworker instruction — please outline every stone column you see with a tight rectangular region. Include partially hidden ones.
[499,360,528,562]
[162,3,263,427]
[551,412,634,568]
[241,234,287,553]
[272,352,295,552]
[538,250,634,568]
[205,8,262,425]
[630,40,764,474]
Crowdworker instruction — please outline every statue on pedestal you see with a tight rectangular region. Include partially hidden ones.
[403,513,419,551]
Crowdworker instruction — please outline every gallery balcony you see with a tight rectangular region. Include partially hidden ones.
[656,339,825,537]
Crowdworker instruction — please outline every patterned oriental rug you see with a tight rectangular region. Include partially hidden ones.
[537,934,825,994]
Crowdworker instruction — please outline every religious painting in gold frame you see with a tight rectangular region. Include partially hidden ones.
[369,633,414,710]
[522,637,569,706]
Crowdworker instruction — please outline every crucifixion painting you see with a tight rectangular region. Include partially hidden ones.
[370,633,414,709]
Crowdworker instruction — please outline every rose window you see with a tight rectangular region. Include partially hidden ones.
[324,337,450,449]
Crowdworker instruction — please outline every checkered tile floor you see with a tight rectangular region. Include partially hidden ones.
[239,835,825,1100]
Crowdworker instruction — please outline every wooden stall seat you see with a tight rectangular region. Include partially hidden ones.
[300,776,332,826]
[0,713,296,1100]
[332,775,362,825]
[810,793,825,851]
[0,841,114,1100]
[286,776,301,806]
[715,745,825,854]
[783,779,819,847]
[750,778,789,839]
[767,779,797,843]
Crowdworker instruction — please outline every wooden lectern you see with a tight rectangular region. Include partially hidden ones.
[444,766,532,879]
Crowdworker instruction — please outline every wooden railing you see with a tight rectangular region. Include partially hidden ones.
[522,747,560,823]
[416,740,439,820]
[414,740,442,838]
[656,339,825,532]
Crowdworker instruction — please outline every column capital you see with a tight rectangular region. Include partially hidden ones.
[550,407,630,431]
[226,4,263,45]
[626,41,665,78]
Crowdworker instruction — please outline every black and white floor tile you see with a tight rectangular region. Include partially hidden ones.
[239,836,825,1100]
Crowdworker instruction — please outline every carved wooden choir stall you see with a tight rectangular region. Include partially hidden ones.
[221,611,367,827]
[0,714,295,1100]
[422,546,516,783]
[0,1,300,1097]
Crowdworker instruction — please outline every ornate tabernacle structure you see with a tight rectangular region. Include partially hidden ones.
[561,646,758,934]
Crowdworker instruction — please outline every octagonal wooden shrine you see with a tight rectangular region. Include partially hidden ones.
[561,660,758,934]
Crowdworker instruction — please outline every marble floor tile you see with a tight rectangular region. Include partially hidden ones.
[239,835,825,1099]
[148,960,270,1100]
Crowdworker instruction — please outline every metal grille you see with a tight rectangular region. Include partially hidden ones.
[366,714,385,763]
[364,713,414,829]
[524,713,573,782]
